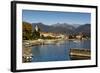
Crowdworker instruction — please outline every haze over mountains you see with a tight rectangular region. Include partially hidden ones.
[23,21,90,36]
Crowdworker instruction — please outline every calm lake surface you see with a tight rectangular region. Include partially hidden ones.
[31,40,90,62]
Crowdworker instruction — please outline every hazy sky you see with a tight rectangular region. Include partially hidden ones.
[22,10,91,25]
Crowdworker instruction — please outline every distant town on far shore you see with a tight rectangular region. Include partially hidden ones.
[23,21,90,41]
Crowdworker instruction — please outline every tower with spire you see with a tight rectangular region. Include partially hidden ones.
[35,25,39,32]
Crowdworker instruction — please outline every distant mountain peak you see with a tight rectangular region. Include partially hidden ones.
[52,23,75,30]
[71,24,81,28]
[23,21,90,36]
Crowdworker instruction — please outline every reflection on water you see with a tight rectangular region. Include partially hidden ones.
[24,40,90,62]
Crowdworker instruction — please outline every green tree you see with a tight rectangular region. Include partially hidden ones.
[23,22,32,40]
[32,29,40,39]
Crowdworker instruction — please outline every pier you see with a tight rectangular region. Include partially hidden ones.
[70,48,91,60]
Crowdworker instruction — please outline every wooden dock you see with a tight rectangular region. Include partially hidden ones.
[70,48,91,60]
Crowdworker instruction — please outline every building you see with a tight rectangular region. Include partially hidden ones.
[40,32,55,37]
[76,32,83,39]
[35,25,39,32]
[34,25,67,39]
[76,34,83,39]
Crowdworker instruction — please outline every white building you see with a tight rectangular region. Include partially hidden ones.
[35,25,39,32]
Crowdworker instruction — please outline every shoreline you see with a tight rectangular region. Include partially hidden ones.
[23,38,90,47]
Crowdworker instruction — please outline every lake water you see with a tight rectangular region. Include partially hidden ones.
[31,40,90,62]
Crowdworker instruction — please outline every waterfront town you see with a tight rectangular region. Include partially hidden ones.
[22,24,90,62]
[23,24,89,47]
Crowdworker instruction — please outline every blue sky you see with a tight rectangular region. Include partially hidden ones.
[22,10,91,25]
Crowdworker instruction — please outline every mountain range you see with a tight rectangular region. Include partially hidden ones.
[31,22,90,36]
